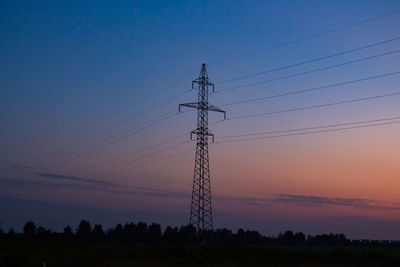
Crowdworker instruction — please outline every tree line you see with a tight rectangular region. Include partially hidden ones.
[0,220,348,246]
[0,220,356,246]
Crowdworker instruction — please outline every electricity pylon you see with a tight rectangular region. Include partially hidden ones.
[179,63,226,236]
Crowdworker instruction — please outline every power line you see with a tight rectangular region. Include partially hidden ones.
[69,117,224,176]
[208,9,400,66]
[219,116,400,138]
[215,37,400,84]
[219,71,400,107]
[23,9,400,182]
[19,9,400,168]
[45,108,195,173]
[22,89,192,167]
[216,49,400,94]
[20,10,400,168]
[94,66,196,122]
[85,140,190,178]
[82,83,400,178]
[44,111,180,170]
[35,71,400,172]
[89,145,194,181]
[131,147,194,169]
[216,116,400,143]
[69,90,191,150]
[40,110,177,168]
[223,91,400,121]
[70,130,191,175]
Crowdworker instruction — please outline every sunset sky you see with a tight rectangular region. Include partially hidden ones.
[1,0,400,240]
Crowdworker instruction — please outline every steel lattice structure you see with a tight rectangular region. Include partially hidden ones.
[179,63,226,234]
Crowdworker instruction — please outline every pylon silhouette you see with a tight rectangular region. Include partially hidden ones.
[179,63,226,236]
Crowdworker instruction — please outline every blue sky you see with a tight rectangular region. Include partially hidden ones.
[1,1,400,239]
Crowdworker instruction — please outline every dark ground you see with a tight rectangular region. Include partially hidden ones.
[1,240,399,266]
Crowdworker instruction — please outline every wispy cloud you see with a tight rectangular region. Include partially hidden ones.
[273,194,400,211]
[215,193,400,211]
[33,172,191,198]
[215,195,270,207]
[2,174,400,212]
[35,172,114,187]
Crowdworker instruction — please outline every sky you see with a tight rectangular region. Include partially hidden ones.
[1,0,400,240]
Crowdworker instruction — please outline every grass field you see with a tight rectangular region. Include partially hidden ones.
[1,240,399,266]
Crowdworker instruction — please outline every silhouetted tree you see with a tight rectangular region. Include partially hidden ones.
[76,220,91,239]
[275,231,306,245]
[23,221,36,239]
[279,231,293,241]
[294,232,306,244]
[236,228,246,243]
[148,223,161,241]
[115,223,123,233]
[2,219,354,246]
[112,223,123,240]
[245,230,263,244]
[63,225,73,239]
[123,222,136,241]
[37,226,51,240]
[307,233,347,246]
[106,228,114,239]
[163,226,178,242]
[135,221,148,242]
[6,227,15,239]
[92,224,105,240]
[215,228,233,243]
[179,224,196,242]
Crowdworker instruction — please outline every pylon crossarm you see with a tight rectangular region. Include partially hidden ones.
[190,129,214,141]
[179,102,199,112]
[207,131,215,143]
[207,104,226,119]
[192,78,214,87]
